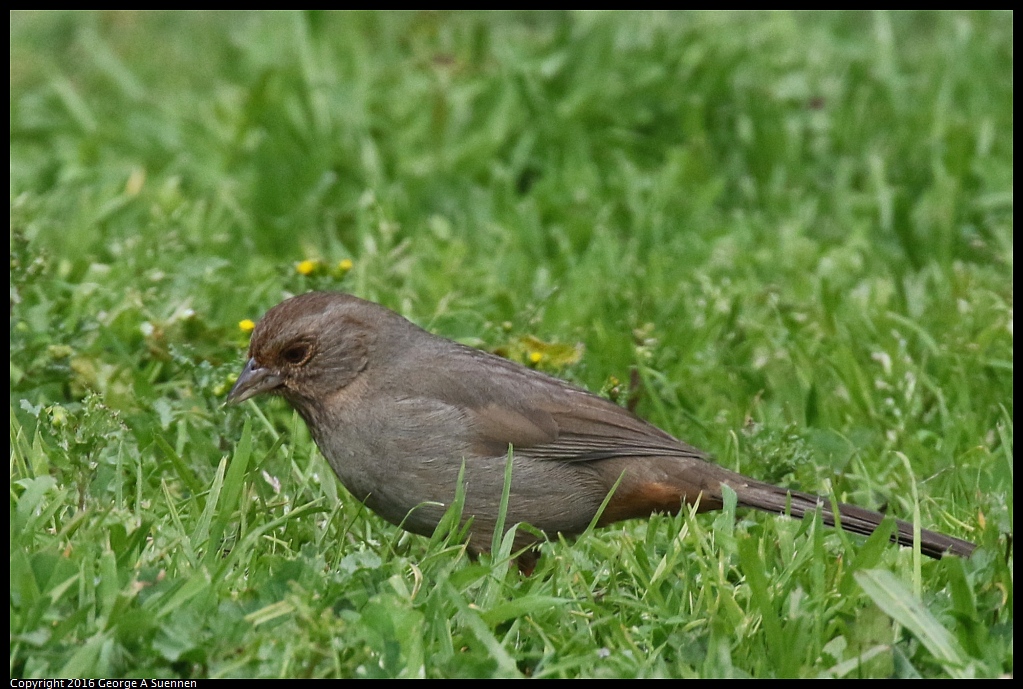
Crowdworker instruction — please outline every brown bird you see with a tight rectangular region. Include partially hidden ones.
[228,291,976,568]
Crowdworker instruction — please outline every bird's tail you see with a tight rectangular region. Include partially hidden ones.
[724,476,976,559]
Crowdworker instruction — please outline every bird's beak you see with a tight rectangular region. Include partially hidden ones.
[227,358,283,404]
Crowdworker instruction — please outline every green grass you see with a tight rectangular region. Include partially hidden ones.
[10,10,1012,678]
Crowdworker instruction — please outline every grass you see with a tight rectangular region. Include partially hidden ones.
[10,10,1012,678]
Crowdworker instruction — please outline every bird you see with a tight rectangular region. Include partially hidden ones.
[227,291,977,569]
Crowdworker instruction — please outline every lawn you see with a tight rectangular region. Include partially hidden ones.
[10,11,1012,678]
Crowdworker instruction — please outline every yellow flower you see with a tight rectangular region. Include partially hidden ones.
[338,258,354,272]
[297,259,318,275]
[239,319,256,333]
[529,351,543,364]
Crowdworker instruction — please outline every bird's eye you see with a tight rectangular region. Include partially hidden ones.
[281,343,311,365]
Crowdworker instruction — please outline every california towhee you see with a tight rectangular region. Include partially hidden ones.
[228,292,976,568]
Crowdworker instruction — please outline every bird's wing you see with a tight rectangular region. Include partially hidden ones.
[427,344,705,463]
